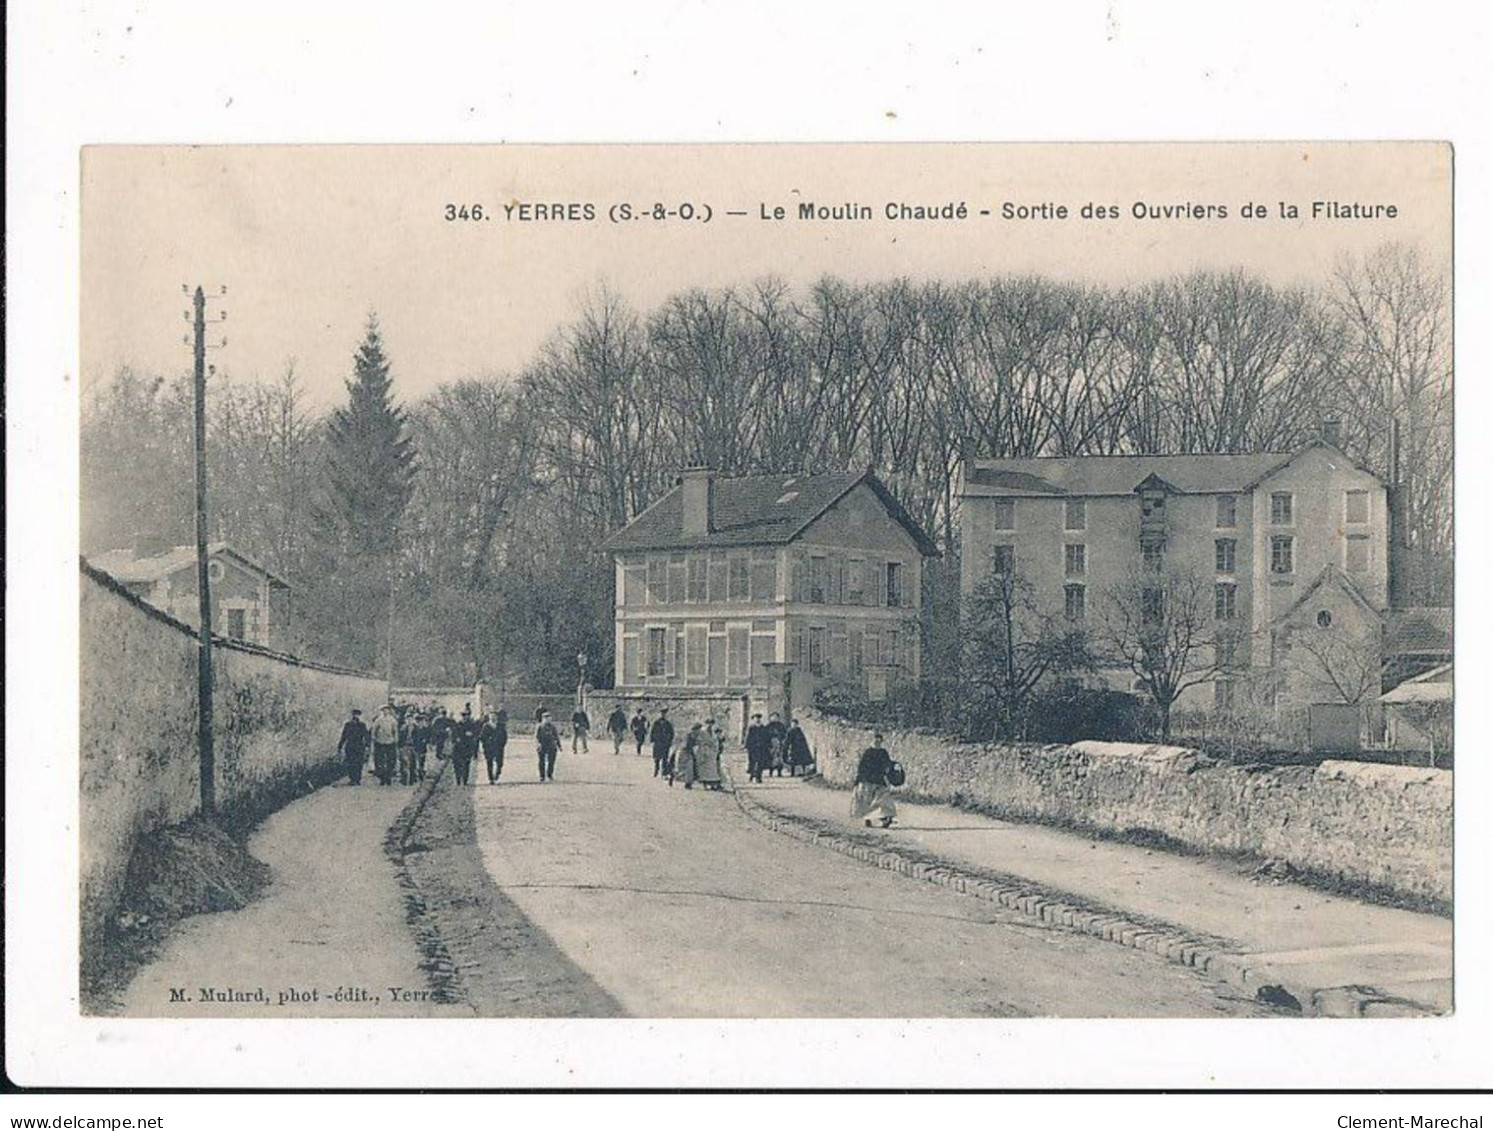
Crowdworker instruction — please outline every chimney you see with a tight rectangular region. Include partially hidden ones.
[1320,419,1342,448]
[679,467,713,536]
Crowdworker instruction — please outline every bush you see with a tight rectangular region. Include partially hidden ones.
[1023,688,1157,743]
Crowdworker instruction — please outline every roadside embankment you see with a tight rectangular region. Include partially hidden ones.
[798,710,1451,907]
[80,560,389,980]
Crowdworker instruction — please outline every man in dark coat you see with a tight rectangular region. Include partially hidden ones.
[631,708,649,756]
[431,707,454,762]
[337,708,370,785]
[607,704,629,755]
[571,706,591,755]
[786,718,813,778]
[536,710,562,782]
[480,708,508,783]
[649,707,676,779]
[450,704,482,786]
[744,713,770,783]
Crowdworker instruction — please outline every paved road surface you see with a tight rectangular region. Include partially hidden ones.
[469,737,1272,1017]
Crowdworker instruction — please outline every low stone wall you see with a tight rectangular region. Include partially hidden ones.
[80,562,388,964]
[605,690,755,741]
[798,710,1452,905]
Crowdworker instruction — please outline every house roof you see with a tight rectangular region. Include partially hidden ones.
[962,440,1374,498]
[1381,663,1453,704]
[88,542,292,589]
[600,471,939,556]
[1386,607,1454,656]
[1270,563,1384,627]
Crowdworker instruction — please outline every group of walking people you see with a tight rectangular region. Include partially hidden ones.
[743,712,814,782]
[336,699,512,787]
[336,695,899,829]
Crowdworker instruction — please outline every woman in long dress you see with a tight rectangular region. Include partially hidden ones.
[849,731,898,828]
[673,723,700,788]
[696,720,724,790]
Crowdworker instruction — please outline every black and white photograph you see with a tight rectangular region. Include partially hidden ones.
[67,143,1452,1026]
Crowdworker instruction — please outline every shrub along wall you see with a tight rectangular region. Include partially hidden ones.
[797,709,1452,905]
[80,562,388,965]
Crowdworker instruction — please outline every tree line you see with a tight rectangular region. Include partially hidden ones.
[80,243,1452,688]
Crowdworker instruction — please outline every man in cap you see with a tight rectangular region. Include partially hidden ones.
[649,706,676,779]
[744,712,769,783]
[450,703,482,786]
[337,707,371,786]
[607,703,629,756]
[369,702,400,786]
[535,709,562,782]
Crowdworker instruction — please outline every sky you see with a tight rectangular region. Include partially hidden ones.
[80,143,1451,409]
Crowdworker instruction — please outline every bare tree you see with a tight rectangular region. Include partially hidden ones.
[963,549,1091,739]
[1100,565,1229,740]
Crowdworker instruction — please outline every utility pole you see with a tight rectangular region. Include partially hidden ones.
[185,284,228,815]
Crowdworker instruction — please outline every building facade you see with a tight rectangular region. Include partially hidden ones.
[602,470,938,697]
[87,540,292,649]
[960,440,1389,726]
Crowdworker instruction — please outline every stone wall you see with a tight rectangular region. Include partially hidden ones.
[80,562,388,962]
[797,709,1452,904]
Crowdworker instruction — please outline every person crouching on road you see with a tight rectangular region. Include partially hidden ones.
[850,732,898,829]
[370,703,401,786]
[481,708,508,783]
[338,707,370,785]
[607,704,629,755]
[536,709,562,782]
[571,706,591,755]
[450,704,482,786]
[649,707,675,779]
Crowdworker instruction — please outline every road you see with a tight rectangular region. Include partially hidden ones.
[461,736,1272,1018]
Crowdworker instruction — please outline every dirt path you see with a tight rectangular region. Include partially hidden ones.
[119,779,469,1017]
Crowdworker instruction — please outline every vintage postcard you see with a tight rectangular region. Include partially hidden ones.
[74,142,1451,1027]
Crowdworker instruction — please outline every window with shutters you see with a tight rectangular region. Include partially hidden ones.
[990,545,1014,577]
[991,498,1015,530]
[728,556,749,601]
[827,556,843,604]
[624,563,646,607]
[1064,584,1086,621]
[1064,544,1086,577]
[846,559,865,603]
[885,561,903,608]
[1214,582,1237,621]
[727,626,750,681]
[1271,492,1294,525]
[667,557,687,605]
[1216,495,1237,528]
[647,558,666,605]
[647,627,668,676]
[808,627,826,674]
[708,553,728,602]
[750,551,776,601]
[1065,498,1086,531]
[1215,538,1236,574]
[688,557,707,602]
[1271,535,1294,575]
[686,625,708,678]
[810,556,827,603]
